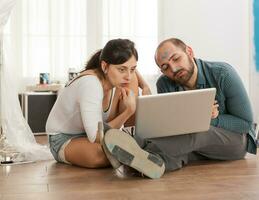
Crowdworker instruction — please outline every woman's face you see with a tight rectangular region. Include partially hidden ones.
[105,55,137,88]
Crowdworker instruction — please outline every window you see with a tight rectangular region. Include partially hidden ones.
[103,0,158,75]
[21,0,88,81]
[4,0,158,85]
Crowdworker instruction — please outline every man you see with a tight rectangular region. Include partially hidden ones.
[102,38,257,179]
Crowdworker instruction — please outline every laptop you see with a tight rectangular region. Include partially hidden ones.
[135,88,216,139]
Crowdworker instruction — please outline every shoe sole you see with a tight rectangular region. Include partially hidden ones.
[102,140,122,169]
[104,129,165,179]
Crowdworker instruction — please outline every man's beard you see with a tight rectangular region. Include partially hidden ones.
[173,57,194,85]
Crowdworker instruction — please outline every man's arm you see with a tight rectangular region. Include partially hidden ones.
[211,67,254,133]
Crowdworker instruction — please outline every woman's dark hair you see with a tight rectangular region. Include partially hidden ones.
[84,39,138,76]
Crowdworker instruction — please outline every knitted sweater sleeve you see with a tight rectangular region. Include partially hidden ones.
[77,77,103,143]
[210,66,254,134]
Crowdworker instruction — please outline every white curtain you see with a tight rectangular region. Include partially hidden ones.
[4,0,89,90]
[1,0,52,162]
[102,0,159,76]
[0,0,16,122]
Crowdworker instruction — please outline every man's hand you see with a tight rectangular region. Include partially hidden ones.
[211,100,219,119]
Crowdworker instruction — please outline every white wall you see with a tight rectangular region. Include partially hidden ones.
[158,0,250,89]
[158,0,259,120]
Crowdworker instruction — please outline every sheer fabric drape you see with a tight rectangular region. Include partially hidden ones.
[0,0,52,162]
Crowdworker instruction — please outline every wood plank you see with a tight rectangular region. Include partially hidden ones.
[0,135,258,200]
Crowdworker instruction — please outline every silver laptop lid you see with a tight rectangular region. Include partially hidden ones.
[135,88,216,139]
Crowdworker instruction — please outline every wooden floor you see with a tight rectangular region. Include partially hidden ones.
[1,135,259,200]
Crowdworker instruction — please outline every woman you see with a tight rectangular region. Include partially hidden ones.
[46,39,150,168]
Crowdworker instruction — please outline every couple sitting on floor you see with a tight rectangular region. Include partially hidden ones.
[46,37,257,179]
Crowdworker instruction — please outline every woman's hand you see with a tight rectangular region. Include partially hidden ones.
[120,87,136,115]
[211,100,219,119]
[106,88,136,129]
